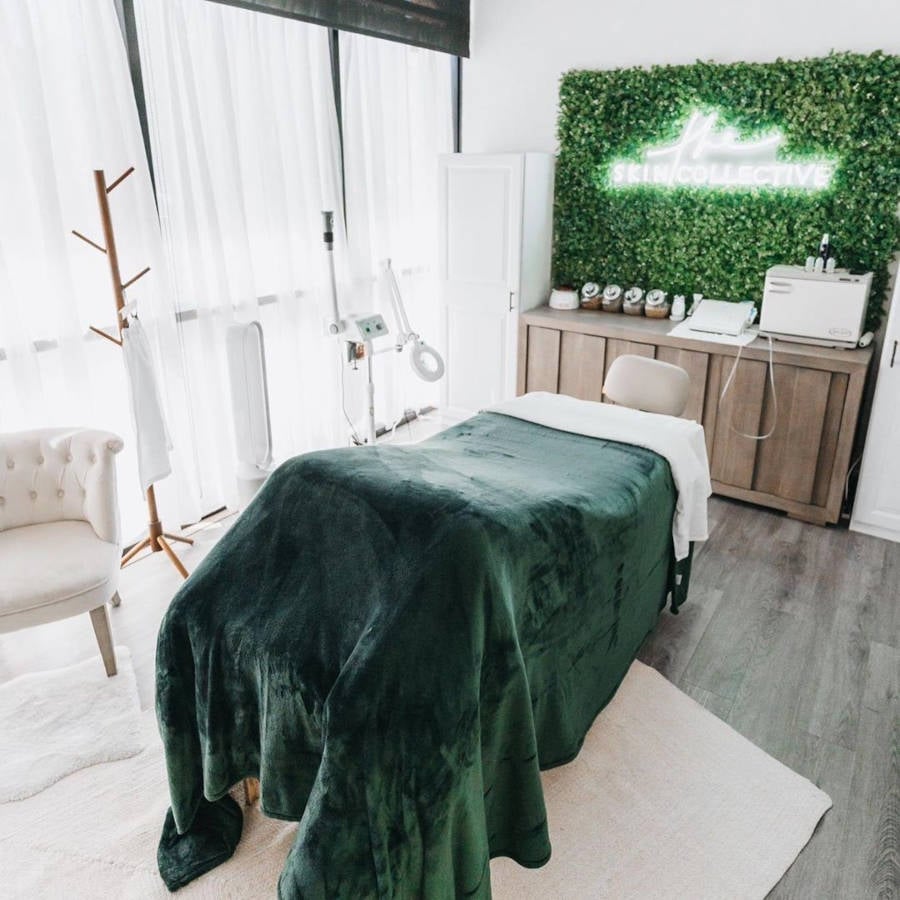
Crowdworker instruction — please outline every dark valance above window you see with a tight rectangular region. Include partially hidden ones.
[206,0,470,57]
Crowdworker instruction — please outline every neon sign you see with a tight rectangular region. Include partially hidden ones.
[609,111,835,191]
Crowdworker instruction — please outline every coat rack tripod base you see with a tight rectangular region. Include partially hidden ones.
[73,167,191,581]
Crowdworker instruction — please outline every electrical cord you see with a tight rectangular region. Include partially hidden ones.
[719,334,778,441]
[844,456,862,503]
[337,343,363,446]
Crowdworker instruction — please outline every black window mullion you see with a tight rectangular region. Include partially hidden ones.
[329,28,348,225]
[113,0,157,203]
[204,0,470,58]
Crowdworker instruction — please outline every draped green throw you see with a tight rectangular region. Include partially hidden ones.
[156,413,689,896]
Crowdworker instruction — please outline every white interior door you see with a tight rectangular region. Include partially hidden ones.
[438,155,523,413]
[851,283,900,541]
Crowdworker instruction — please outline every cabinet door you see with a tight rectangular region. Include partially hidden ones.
[524,326,561,393]
[655,346,709,422]
[710,358,768,489]
[439,155,523,412]
[852,298,900,538]
[751,365,832,503]
[558,332,606,402]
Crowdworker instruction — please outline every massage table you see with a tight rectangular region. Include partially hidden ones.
[155,393,709,897]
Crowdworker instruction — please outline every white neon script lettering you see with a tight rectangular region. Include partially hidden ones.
[609,111,834,191]
[646,111,782,172]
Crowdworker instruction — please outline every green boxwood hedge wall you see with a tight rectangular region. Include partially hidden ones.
[554,52,900,331]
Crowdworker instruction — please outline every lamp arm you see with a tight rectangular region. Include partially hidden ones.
[382,258,415,342]
[322,211,344,335]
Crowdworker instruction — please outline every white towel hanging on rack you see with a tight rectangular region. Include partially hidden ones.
[121,317,172,493]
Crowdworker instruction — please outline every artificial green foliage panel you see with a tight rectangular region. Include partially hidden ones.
[554,52,900,331]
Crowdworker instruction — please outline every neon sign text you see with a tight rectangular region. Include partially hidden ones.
[609,111,834,191]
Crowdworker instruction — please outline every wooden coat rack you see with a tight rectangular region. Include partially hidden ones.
[72,167,192,579]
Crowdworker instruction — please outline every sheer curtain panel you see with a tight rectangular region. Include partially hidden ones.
[0,0,180,540]
[135,0,347,513]
[340,32,454,430]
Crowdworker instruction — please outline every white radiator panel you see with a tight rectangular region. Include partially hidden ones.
[226,321,273,472]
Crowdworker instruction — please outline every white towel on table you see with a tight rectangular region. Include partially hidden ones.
[121,318,172,492]
[486,392,711,560]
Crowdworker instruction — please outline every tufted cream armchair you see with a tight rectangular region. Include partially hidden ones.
[0,428,124,676]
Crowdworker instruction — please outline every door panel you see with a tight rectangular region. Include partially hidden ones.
[443,301,509,411]
[445,167,511,285]
[439,156,523,413]
[852,332,900,534]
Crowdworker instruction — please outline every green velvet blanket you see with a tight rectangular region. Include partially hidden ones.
[156,412,689,897]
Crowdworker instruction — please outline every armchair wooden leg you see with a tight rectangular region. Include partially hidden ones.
[89,605,117,677]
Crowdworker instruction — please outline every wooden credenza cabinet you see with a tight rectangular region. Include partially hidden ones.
[517,306,872,525]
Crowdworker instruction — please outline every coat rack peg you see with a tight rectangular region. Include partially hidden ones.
[71,229,107,254]
[106,167,135,194]
[89,325,123,347]
[122,266,151,290]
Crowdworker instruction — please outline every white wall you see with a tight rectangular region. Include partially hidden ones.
[462,0,900,153]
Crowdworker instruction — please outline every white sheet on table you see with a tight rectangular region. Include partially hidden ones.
[486,392,711,560]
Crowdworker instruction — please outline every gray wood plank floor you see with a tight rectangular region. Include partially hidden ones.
[0,496,897,898]
[639,498,900,900]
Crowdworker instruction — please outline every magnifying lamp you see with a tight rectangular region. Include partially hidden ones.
[410,338,445,383]
[382,258,446,384]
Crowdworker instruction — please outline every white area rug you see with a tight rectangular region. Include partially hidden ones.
[0,662,830,899]
[492,662,832,899]
[0,714,295,899]
[0,647,143,803]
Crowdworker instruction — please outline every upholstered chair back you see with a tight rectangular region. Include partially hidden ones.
[0,428,124,544]
[603,355,690,418]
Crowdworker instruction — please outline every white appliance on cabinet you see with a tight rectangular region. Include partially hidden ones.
[759,266,871,349]
[851,273,900,542]
[438,153,554,413]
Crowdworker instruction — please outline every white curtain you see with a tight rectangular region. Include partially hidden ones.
[135,0,348,516]
[0,0,456,541]
[340,32,454,431]
[0,0,176,540]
